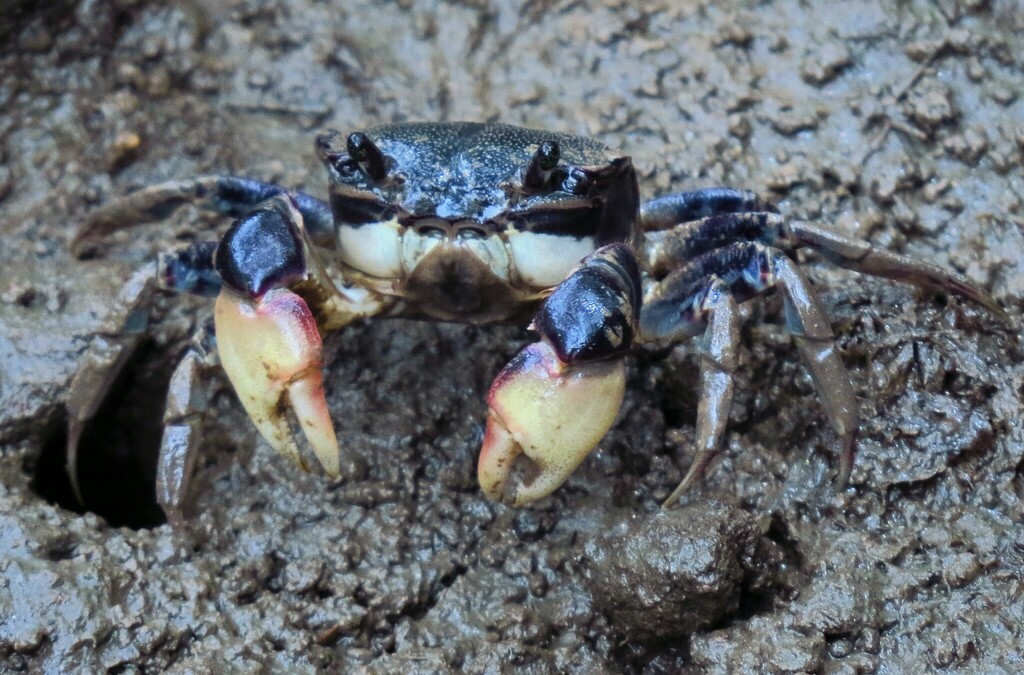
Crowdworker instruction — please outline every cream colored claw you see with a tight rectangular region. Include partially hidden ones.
[214,288,340,477]
[478,340,626,507]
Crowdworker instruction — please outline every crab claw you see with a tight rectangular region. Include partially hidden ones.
[479,340,626,506]
[214,288,340,477]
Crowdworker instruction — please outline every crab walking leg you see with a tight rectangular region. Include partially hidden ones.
[642,242,858,494]
[644,210,1004,319]
[783,220,1007,320]
[72,175,335,254]
[479,244,641,506]
[644,212,787,277]
[65,263,157,504]
[771,251,859,485]
[66,239,227,506]
[660,278,739,507]
[640,188,779,232]
[156,327,218,526]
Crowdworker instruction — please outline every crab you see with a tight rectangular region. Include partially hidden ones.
[68,121,1004,522]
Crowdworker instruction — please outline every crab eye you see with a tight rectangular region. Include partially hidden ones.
[346,132,391,182]
[523,140,561,191]
[334,157,360,177]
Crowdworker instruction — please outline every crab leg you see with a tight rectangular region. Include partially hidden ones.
[156,326,217,526]
[479,244,640,506]
[644,208,1003,318]
[640,188,778,232]
[783,220,1006,319]
[72,175,335,254]
[659,277,738,507]
[66,240,225,512]
[643,242,858,497]
[65,264,157,504]
[772,251,859,485]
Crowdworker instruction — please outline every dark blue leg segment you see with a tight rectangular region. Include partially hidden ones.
[158,241,221,297]
[205,177,333,244]
[646,213,1003,319]
[640,188,778,232]
[646,212,787,276]
[641,242,768,342]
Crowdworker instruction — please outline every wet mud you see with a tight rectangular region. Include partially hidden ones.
[1,0,1023,672]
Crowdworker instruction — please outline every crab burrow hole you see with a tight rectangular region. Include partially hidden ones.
[31,338,172,529]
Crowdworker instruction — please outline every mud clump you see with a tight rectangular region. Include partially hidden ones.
[585,503,780,641]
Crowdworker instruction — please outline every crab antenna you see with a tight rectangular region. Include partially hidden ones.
[523,140,561,190]
[346,132,390,182]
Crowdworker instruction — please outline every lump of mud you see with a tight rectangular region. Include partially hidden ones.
[584,501,780,641]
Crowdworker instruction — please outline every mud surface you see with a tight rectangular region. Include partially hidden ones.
[1,0,1023,672]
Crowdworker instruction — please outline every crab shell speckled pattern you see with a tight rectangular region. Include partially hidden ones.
[315,122,640,323]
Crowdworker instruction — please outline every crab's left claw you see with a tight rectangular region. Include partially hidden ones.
[215,287,340,477]
[479,341,626,506]
[478,244,641,506]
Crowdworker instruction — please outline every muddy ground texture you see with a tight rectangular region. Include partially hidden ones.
[1,0,1023,672]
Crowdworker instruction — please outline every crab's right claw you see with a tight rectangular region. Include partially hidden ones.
[479,341,626,506]
[214,288,340,477]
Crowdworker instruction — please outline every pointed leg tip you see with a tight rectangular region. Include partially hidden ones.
[72,210,120,258]
[987,301,1011,325]
[835,429,856,488]
[660,482,688,509]
[661,469,692,507]
[661,449,715,508]
[66,421,86,507]
[164,511,188,533]
[69,238,91,259]
[835,458,853,488]
[945,279,1009,324]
